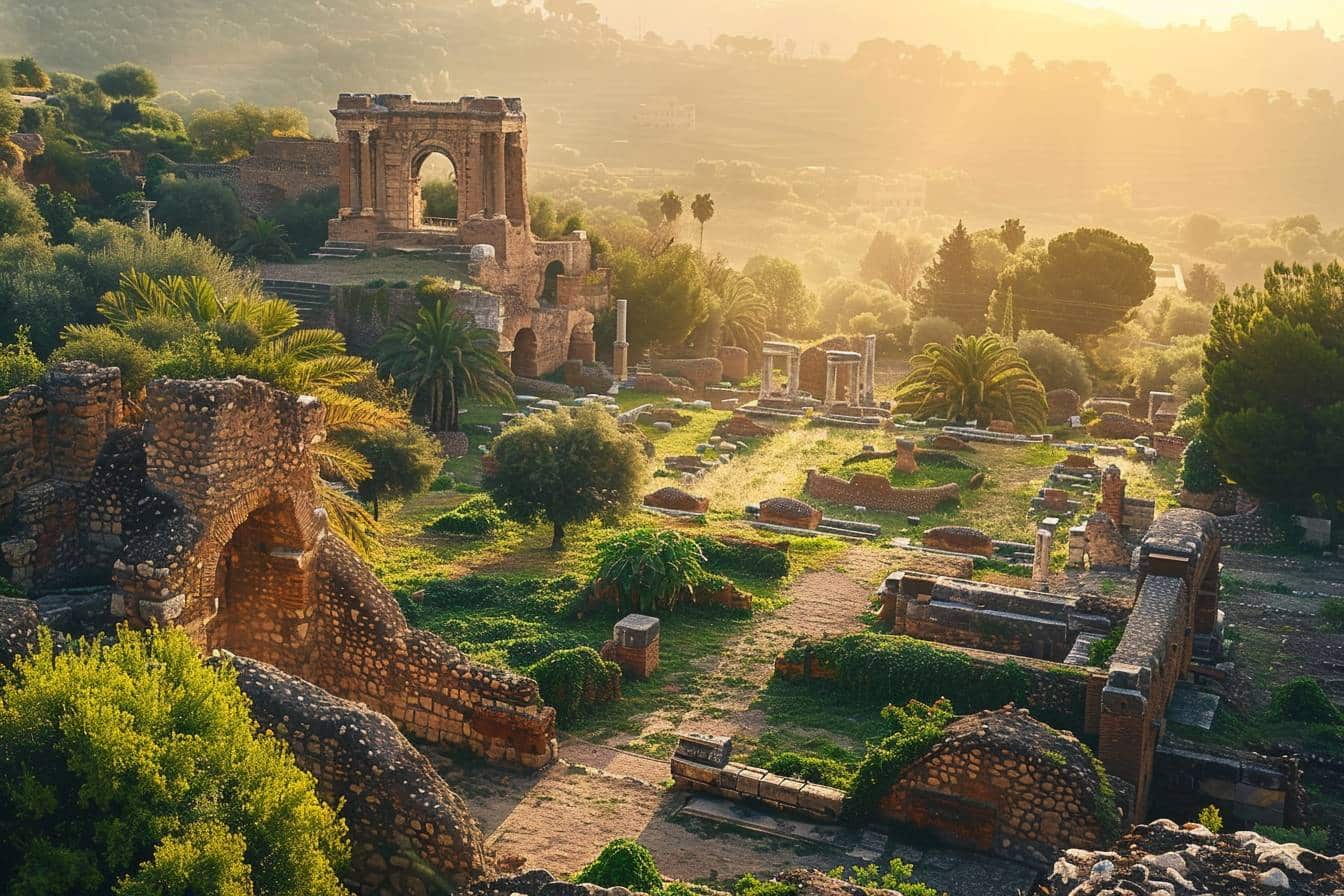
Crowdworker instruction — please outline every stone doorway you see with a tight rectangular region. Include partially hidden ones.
[512,328,539,378]
[413,149,458,229]
[205,497,314,666]
[541,260,564,305]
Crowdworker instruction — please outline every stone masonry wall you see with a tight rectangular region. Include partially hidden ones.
[881,708,1110,867]
[804,468,959,514]
[222,653,493,893]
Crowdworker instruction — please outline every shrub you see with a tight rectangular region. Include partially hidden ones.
[782,633,1029,713]
[0,327,44,394]
[761,752,853,789]
[125,312,197,349]
[0,176,45,239]
[418,574,583,619]
[153,177,245,248]
[415,275,455,303]
[734,876,798,896]
[0,627,350,894]
[528,646,621,725]
[847,698,953,817]
[428,494,503,536]
[573,838,662,892]
[595,527,709,612]
[1087,625,1125,667]
[828,859,936,896]
[1180,435,1224,493]
[1014,328,1093,397]
[694,535,790,580]
[1267,677,1342,726]
[908,314,962,349]
[270,186,339,256]
[51,326,156,393]
[1198,804,1224,834]
[1254,825,1331,852]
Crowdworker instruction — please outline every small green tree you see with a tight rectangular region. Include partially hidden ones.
[153,178,245,248]
[345,424,442,519]
[484,406,646,549]
[232,217,295,261]
[892,332,1047,431]
[913,221,992,329]
[1000,217,1027,253]
[743,254,817,335]
[0,177,46,239]
[573,838,663,892]
[658,189,683,225]
[33,185,78,243]
[95,62,159,100]
[595,527,709,612]
[1197,805,1224,834]
[0,327,44,393]
[0,627,350,895]
[1013,328,1092,396]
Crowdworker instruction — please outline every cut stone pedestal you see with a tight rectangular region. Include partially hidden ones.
[605,613,660,678]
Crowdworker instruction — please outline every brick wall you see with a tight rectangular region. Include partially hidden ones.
[804,468,960,513]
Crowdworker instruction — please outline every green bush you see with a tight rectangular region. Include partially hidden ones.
[1197,804,1223,834]
[1180,435,1224,493]
[1014,329,1093,397]
[782,633,1029,713]
[596,527,710,612]
[0,627,350,894]
[847,698,953,818]
[1267,676,1342,726]
[418,574,584,620]
[733,876,798,896]
[761,752,853,789]
[0,327,44,394]
[1087,625,1125,667]
[694,535,790,580]
[1322,598,1344,633]
[428,494,503,536]
[528,646,621,726]
[50,326,156,393]
[573,838,663,892]
[828,859,936,896]
[1254,825,1331,852]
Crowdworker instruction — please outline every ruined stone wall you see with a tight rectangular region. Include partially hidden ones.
[878,571,1112,663]
[804,469,959,514]
[671,755,847,822]
[222,654,493,893]
[882,708,1111,867]
[235,137,340,213]
[1098,509,1220,818]
[1151,738,1304,829]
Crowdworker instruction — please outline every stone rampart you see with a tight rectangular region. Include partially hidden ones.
[804,468,959,514]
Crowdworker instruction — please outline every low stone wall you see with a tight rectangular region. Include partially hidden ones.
[650,357,723,392]
[804,469,959,513]
[222,654,493,893]
[881,708,1112,867]
[1088,412,1152,440]
[775,636,1102,737]
[671,756,847,821]
[878,571,1113,663]
[1151,737,1304,829]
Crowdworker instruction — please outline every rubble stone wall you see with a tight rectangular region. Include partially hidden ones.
[804,468,959,513]
[222,654,493,893]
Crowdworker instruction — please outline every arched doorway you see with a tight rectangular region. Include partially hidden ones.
[413,150,458,229]
[205,497,314,666]
[511,328,539,378]
[541,260,564,305]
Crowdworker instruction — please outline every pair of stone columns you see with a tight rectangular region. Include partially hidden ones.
[823,351,862,405]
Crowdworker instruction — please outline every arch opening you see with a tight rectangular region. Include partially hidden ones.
[541,260,565,305]
[511,328,539,378]
[413,150,458,230]
[205,497,315,666]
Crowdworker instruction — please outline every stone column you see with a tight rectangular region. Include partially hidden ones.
[613,299,629,381]
[1032,527,1053,591]
[824,363,836,404]
[786,355,799,396]
[863,334,877,404]
[491,133,507,217]
[760,355,774,399]
[358,130,374,214]
[848,363,861,406]
[337,133,354,212]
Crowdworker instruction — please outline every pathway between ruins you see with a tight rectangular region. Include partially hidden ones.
[437,545,1038,891]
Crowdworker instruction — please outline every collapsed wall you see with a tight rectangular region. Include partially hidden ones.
[0,365,557,770]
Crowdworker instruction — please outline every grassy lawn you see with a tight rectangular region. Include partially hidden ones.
[262,254,470,285]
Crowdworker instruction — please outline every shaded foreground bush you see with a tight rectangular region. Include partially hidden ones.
[528,646,621,725]
[0,627,350,895]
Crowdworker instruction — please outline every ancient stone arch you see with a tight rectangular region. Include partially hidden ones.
[511,326,539,377]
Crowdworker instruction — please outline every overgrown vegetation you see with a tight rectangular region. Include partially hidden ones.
[528,646,622,726]
[827,859,937,896]
[846,698,954,818]
[428,494,503,536]
[572,838,663,892]
[595,527,712,612]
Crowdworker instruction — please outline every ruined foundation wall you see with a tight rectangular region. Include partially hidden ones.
[804,469,959,514]
[222,654,493,893]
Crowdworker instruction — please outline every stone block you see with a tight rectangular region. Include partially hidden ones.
[674,732,732,767]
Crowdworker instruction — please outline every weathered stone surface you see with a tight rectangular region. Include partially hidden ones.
[718,345,749,382]
[1089,412,1153,440]
[922,525,994,557]
[805,469,959,514]
[759,496,822,530]
[642,486,709,514]
[0,596,41,667]
[1046,388,1082,426]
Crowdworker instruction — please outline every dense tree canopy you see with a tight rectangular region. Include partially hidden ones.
[95,61,158,99]
[991,227,1155,340]
[612,244,709,353]
[742,254,816,335]
[186,102,308,162]
[860,231,930,295]
[1201,261,1344,517]
[0,627,350,895]
[483,406,646,549]
[912,221,995,329]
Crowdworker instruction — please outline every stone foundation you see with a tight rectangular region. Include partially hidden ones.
[804,469,959,514]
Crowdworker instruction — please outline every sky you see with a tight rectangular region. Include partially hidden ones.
[1072,0,1344,36]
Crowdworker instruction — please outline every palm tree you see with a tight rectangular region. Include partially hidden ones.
[713,273,768,355]
[892,332,1047,432]
[67,270,399,553]
[377,300,514,433]
[691,193,715,250]
[231,217,295,261]
[659,190,683,225]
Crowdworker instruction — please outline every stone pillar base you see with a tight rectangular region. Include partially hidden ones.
[613,342,629,381]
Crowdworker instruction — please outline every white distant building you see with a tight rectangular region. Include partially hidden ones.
[634,96,696,131]
[860,173,927,217]
[1153,263,1186,293]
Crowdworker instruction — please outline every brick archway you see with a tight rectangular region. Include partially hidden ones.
[411,146,459,229]
[511,327,539,378]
